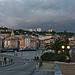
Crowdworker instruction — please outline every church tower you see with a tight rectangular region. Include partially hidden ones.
[11,28,15,38]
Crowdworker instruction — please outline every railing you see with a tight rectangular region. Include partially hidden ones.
[54,63,62,75]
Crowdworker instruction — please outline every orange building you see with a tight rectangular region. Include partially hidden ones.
[19,36,38,49]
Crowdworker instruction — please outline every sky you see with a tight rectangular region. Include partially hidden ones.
[0,0,75,32]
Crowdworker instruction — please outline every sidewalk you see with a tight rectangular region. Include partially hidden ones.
[38,62,54,71]
[0,56,13,66]
[32,62,54,75]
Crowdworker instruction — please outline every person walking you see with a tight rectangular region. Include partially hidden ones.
[4,57,6,64]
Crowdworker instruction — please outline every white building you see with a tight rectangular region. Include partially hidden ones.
[33,29,36,32]
[25,29,33,32]
[37,28,42,32]
[48,29,53,32]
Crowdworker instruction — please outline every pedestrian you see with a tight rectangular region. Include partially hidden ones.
[11,59,13,63]
[4,57,6,64]
[37,57,39,60]
[39,59,42,67]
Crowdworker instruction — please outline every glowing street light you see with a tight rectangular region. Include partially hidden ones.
[62,46,65,49]
[61,45,71,63]
[67,46,70,49]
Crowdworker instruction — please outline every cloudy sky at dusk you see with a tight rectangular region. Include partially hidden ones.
[0,0,75,32]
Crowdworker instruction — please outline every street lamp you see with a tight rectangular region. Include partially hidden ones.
[61,45,70,62]
[61,45,70,51]
[62,46,65,49]
[67,46,70,49]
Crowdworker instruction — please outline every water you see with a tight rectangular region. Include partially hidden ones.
[7,50,42,58]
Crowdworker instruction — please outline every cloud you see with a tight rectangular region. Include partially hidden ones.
[0,0,75,32]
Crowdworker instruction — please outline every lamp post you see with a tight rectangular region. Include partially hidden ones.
[61,45,70,62]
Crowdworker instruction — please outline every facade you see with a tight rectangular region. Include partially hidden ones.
[4,28,19,48]
[38,37,45,49]
[53,34,60,39]
[20,36,31,49]
[25,29,32,32]
[0,38,4,47]
[39,40,45,49]
[4,37,19,48]
[30,37,38,49]
[38,34,56,49]
[0,34,10,38]
[48,29,53,32]
[20,36,38,49]
[20,37,25,49]
[25,37,30,48]
[45,34,52,39]
[69,36,75,47]
[37,28,42,32]
[33,29,36,32]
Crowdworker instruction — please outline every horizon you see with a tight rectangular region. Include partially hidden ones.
[0,26,75,33]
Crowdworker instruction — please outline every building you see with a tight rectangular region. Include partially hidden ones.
[25,37,31,48]
[38,37,45,49]
[4,28,19,48]
[20,36,38,49]
[45,34,52,39]
[69,36,75,47]
[25,29,33,32]
[30,37,38,49]
[48,29,53,32]
[0,34,10,38]
[37,28,42,32]
[20,36,31,49]
[53,34,60,39]
[33,29,36,32]
[0,37,4,47]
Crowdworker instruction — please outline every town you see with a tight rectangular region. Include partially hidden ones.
[0,26,75,75]
[0,26,75,52]
[0,0,75,75]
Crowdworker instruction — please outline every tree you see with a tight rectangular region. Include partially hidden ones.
[51,39,62,53]
[51,30,70,54]
[62,30,70,56]
[62,30,69,45]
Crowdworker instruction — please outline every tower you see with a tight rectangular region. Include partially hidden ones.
[11,28,15,38]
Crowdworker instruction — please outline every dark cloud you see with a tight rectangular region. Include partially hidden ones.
[0,0,75,32]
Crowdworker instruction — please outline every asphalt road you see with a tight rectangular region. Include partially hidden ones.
[0,53,37,75]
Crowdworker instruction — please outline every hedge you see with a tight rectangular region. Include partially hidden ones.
[41,52,66,62]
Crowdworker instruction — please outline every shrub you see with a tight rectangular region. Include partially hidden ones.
[41,52,65,62]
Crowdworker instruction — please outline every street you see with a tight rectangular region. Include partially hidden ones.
[0,53,37,75]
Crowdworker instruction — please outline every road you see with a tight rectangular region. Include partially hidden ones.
[0,53,37,75]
